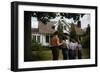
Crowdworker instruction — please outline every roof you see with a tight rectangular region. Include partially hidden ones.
[32,28,39,33]
[32,20,85,35]
[32,21,57,34]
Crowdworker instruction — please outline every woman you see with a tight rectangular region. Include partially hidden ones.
[50,31,62,60]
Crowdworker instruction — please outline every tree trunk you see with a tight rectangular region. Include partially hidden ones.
[24,12,32,61]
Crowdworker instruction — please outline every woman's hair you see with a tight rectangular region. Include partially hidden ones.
[70,38,75,43]
[53,31,58,35]
[78,40,81,44]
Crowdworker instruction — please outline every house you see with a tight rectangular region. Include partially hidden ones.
[32,19,85,46]
[53,19,71,34]
[32,21,56,46]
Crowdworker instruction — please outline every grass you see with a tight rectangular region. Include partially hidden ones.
[32,48,90,61]
[32,50,52,61]
[82,48,90,59]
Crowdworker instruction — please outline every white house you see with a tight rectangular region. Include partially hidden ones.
[32,19,84,46]
[32,18,71,46]
[32,21,56,46]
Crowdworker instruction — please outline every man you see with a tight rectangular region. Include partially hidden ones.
[50,31,62,60]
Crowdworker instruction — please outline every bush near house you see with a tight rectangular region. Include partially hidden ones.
[32,39,52,60]
[32,39,50,51]
[82,35,90,49]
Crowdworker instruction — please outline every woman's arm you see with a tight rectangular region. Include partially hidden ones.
[56,38,63,46]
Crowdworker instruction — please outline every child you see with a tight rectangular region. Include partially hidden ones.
[61,36,69,60]
[68,39,77,59]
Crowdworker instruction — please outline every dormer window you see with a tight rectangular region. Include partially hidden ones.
[52,26,55,29]
[64,26,66,30]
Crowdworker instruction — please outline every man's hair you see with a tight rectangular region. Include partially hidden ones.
[62,35,68,40]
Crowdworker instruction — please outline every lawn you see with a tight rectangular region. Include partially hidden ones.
[32,48,90,61]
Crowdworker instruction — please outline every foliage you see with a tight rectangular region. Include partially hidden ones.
[32,39,43,51]
[82,35,90,49]
[32,12,56,24]
[57,22,64,40]
[77,21,81,28]
[32,39,50,51]
[69,23,77,40]
[32,12,85,24]
[31,39,52,60]
[82,25,90,48]
[58,13,84,22]
[86,24,90,35]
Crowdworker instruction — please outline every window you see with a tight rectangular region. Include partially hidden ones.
[64,26,66,30]
[32,35,36,43]
[50,35,53,39]
[52,26,55,29]
[37,36,40,43]
[46,35,49,43]
[32,35,40,43]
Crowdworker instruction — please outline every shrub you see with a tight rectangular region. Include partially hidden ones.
[82,35,90,49]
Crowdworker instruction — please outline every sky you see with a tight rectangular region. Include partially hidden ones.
[31,16,38,28]
[31,14,90,29]
[80,14,90,29]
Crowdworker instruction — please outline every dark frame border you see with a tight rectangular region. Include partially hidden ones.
[11,1,98,72]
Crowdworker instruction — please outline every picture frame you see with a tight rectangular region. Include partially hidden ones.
[11,1,98,71]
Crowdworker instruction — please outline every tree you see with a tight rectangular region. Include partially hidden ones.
[82,24,90,48]
[57,20,64,39]
[86,24,90,35]
[24,12,33,61]
[85,24,90,48]
[32,12,56,24]
[77,20,81,28]
[70,23,77,40]
[32,12,84,24]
